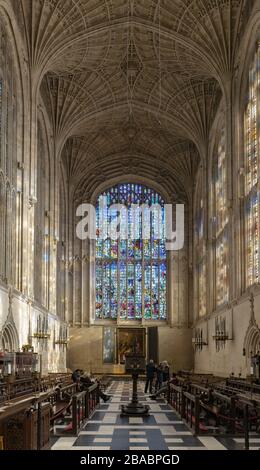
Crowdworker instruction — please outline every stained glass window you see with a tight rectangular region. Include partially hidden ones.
[214,126,229,305]
[196,195,206,318]
[95,183,167,320]
[244,44,260,286]
[0,79,2,163]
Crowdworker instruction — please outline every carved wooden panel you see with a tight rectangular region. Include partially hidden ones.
[0,405,50,450]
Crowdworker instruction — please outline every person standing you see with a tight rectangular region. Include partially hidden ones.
[145,359,156,394]
[162,361,170,384]
[155,363,164,391]
[150,373,178,400]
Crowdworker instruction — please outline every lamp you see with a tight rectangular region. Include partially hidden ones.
[212,317,232,351]
[54,339,68,345]
[193,328,208,351]
[33,332,50,339]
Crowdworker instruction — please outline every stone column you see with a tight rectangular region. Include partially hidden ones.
[168,250,175,327]
[23,78,39,299]
[81,240,89,326]
[88,238,96,325]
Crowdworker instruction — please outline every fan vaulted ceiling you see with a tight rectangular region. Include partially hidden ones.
[14,0,252,201]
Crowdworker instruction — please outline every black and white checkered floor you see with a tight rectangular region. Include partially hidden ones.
[51,381,260,450]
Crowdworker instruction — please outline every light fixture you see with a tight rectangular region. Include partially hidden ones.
[193,327,208,351]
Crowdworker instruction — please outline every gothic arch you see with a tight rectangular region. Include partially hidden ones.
[0,173,6,279]
[1,321,19,352]
[90,174,172,206]
[236,7,260,112]
[244,322,260,358]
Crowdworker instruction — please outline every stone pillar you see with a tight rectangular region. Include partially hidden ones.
[24,79,38,299]
[81,239,89,326]
[88,239,96,325]
[168,250,175,327]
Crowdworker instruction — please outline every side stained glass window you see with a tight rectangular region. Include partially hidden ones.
[214,126,229,306]
[196,195,206,318]
[244,44,260,287]
[95,183,167,320]
[0,79,2,164]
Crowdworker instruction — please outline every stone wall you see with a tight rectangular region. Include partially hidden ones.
[194,290,260,377]
[0,283,67,375]
[68,325,193,375]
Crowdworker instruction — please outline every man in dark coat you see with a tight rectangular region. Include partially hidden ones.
[144,359,156,394]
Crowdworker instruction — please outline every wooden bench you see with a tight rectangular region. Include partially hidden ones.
[50,399,71,424]
[49,383,77,425]
[0,393,51,449]
[200,402,221,417]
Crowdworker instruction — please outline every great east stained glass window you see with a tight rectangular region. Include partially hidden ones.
[214,126,229,305]
[244,44,260,287]
[95,183,167,320]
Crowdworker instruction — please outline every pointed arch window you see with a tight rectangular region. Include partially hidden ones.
[244,43,260,287]
[95,183,167,320]
[195,177,206,318]
[213,125,229,305]
[0,21,18,286]
[0,78,2,152]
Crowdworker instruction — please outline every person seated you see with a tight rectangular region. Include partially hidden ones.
[80,372,111,402]
[55,383,63,401]
[150,373,178,400]
[201,388,214,405]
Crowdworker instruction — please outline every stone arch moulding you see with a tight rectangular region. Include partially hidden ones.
[243,322,260,358]
[89,174,173,206]
[0,321,19,352]
[243,293,260,359]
